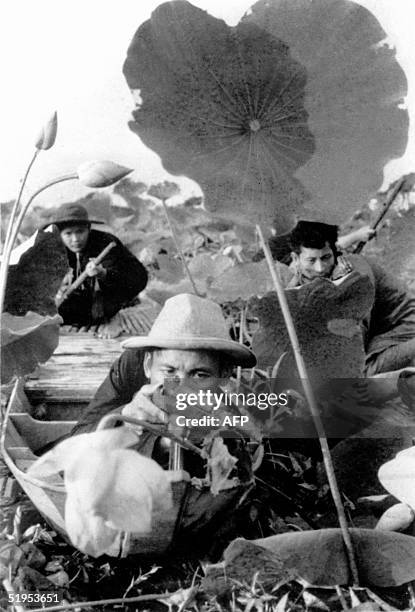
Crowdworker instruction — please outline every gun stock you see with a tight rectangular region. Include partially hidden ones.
[56,241,116,306]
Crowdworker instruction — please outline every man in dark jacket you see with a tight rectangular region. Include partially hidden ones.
[287,220,415,375]
[45,203,148,327]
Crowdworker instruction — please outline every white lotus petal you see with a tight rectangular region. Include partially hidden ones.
[27,446,65,478]
[28,427,139,477]
[395,447,415,461]
[375,503,415,532]
[378,448,415,510]
[65,493,121,557]
[31,428,173,554]
[66,449,171,533]
[130,452,174,512]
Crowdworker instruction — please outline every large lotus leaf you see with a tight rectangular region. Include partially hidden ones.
[124,0,313,229]
[189,253,232,276]
[145,278,194,306]
[1,312,61,383]
[152,253,234,299]
[244,0,408,225]
[154,254,185,284]
[208,260,293,302]
[4,228,68,316]
[188,253,233,295]
[218,529,415,587]
[249,255,375,378]
[124,0,408,230]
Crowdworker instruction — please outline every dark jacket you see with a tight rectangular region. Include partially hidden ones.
[71,348,146,435]
[58,229,147,325]
[364,259,415,358]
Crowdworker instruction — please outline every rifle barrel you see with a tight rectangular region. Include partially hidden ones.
[353,177,405,254]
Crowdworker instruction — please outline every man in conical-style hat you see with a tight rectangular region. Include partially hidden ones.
[72,293,256,436]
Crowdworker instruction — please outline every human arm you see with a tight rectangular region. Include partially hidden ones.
[364,259,415,360]
[85,260,107,279]
[98,238,148,299]
[337,226,376,250]
[121,383,169,434]
[70,348,146,435]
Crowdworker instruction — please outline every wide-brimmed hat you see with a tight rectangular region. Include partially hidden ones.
[41,203,105,229]
[121,294,256,368]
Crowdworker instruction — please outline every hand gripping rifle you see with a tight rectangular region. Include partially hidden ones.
[56,241,116,307]
[353,176,405,254]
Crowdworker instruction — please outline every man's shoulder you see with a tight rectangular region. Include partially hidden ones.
[344,253,377,280]
[87,229,124,255]
[111,348,147,394]
[89,228,120,245]
[356,255,400,286]
[353,256,414,304]
[118,347,146,366]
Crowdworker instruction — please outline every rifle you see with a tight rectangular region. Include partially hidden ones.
[56,241,116,306]
[353,177,405,254]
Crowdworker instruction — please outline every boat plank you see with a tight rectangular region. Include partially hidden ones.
[24,332,124,407]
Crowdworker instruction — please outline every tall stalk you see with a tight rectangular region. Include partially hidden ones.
[161,198,199,296]
[0,174,78,317]
[2,150,39,255]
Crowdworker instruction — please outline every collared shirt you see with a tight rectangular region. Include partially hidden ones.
[287,253,354,288]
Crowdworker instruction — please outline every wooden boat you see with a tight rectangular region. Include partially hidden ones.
[22,332,126,421]
[1,332,189,557]
[2,331,259,558]
[1,378,189,557]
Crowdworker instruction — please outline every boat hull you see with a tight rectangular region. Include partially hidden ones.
[1,379,189,557]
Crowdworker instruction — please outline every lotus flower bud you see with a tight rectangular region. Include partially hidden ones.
[34,112,58,150]
[77,160,133,188]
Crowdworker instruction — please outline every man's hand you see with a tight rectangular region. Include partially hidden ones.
[351,225,376,243]
[55,269,74,305]
[122,383,168,435]
[85,259,107,279]
[337,225,376,250]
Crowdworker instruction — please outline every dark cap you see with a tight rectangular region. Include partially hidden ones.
[289,220,339,253]
[291,220,338,235]
[41,203,104,229]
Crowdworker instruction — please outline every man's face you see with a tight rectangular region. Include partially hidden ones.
[60,225,90,253]
[144,349,223,388]
[292,242,335,281]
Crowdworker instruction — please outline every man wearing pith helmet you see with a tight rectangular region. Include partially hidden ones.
[43,202,148,328]
[72,293,256,436]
